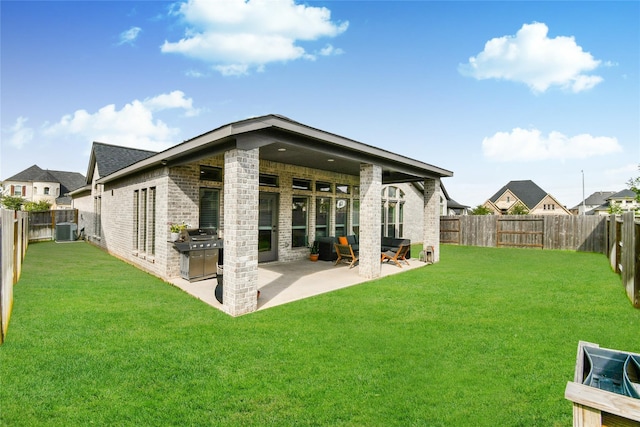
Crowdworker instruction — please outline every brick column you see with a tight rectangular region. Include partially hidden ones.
[223,148,259,316]
[423,178,441,263]
[359,163,382,279]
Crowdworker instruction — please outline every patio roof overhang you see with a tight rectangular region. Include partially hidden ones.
[97,114,453,185]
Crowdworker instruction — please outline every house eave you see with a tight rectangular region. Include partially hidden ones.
[96,114,453,185]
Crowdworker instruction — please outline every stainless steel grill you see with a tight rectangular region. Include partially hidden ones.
[174,228,223,282]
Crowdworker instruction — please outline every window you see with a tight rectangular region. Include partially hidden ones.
[259,174,279,187]
[13,186,23,196]
[316,197,331,237]
[34,187,38,195]
[133,190,139,250]
[200,165,222,182]
[293,178,311,191]
[335,198,349,237]
[292,197,308,247]
[336,184,350,195]
[382,185,404,238]
[316,181,332,193]
[140,189,147,251]
[352,199,360,236]
[149,187,156,256]
[94,196,101,237]
[199,188,220,230]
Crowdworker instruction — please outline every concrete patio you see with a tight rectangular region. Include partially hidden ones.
[168,256,428,312]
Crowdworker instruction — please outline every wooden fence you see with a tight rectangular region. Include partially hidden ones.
[441,214,639,308]
[607,212,640,308]
[0,209,29,344]
[440,215,607,252]
[28,209,78,242]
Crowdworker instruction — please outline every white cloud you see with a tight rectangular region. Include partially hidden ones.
[459,22,602,93]
[482,128,622,161]
[42,91,198,151]
[118,26,142,45]
[3,116,34,149]
[319,44,344,56]
[161,0,348,76]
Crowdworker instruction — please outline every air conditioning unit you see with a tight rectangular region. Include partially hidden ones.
[55,222,78,242]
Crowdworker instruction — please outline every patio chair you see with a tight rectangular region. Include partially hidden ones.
[381,244,410,268]
[334,243,358,269]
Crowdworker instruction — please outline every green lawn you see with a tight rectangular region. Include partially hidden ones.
[1,242,638,426]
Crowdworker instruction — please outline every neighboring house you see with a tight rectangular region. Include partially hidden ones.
[70,114,453,316]
[1,165,85,209]
[586,189,640,216]
[571,191,616,215]
[482,180,571,215]
[607,189,640,215]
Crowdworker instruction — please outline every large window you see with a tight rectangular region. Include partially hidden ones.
[140,188,148,252]
[199,188,220,230]
[292,197,308,247]
[149,187,156,256]
[352,199,360,236]
[382,186,404,238]
[133,188,156,255]
[335,198,349,237]
[316,197,331,238]
[133,190,139,250]
[94,195,101,238]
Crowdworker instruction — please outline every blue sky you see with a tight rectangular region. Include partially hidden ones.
[1,0,638,208]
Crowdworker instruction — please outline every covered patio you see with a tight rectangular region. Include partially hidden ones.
[169,257,428,312]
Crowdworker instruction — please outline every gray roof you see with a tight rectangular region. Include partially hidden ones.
[608,189,637,200]
[489,180,548,209]
[584,191,616,206]
[92,142,157,178]
[3,164,86,194]
[5,164,57,183]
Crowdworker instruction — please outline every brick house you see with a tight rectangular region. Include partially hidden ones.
[1,165,85,209]
[482,180,571,215]
[71,115,453,316]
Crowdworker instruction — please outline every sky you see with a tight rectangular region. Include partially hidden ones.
[1,0,638,209]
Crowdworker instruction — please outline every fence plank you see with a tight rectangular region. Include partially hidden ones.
[1,209,29,344]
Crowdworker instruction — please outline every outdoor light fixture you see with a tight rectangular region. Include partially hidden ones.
[278,148,286,152]
[327,158,335,162]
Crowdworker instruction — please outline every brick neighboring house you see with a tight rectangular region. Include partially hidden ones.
[1,164,85,209]
[70,114,453,316]
[482,180,571,215]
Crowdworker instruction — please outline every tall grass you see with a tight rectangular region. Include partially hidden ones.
[1,242,638,426]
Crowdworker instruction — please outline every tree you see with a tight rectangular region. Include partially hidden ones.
[23,200,52,212]
[626,164,640,202]
[470,205,492,215]
[607,203,623,215]
[508,202,529,215]
[0,195,26,211]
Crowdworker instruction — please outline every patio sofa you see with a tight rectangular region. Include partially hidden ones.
[315,235,411,261]
[315,235,359,261]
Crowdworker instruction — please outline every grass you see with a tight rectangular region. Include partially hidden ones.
[1,242,638,426]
